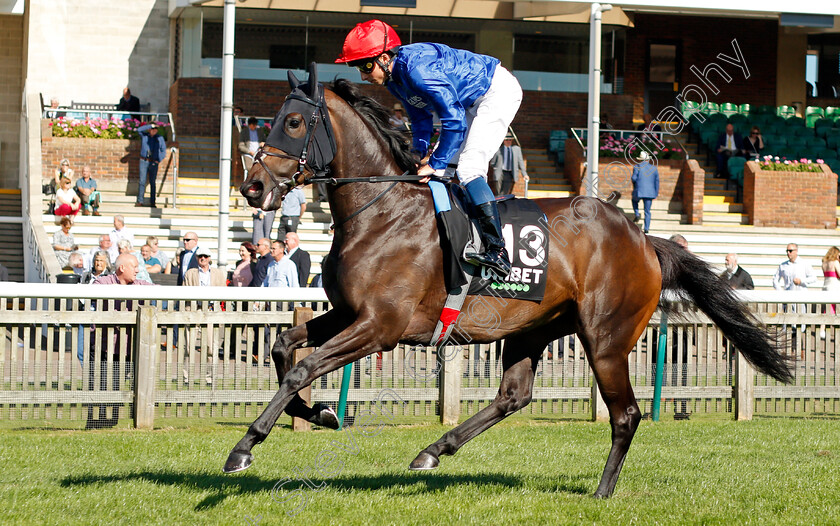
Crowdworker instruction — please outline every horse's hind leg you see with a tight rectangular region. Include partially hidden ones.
[410,333,545,470]
[578,313,650,498]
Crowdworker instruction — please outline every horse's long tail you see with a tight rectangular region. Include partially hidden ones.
[649,236,794,384]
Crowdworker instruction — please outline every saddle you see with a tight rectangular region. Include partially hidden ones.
[428,181,550,346]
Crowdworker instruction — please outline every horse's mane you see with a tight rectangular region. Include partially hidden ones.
[328,78,417,174]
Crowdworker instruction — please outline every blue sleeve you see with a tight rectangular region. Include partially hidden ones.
[631,166,639,183]
[653,166,660,195]
[405,68,466,170]
[137,124,152,134]
[405,104,433,158]
[158,137,167,159]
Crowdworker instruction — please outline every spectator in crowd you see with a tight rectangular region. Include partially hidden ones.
[669,233,689,250]
[309,274,323,288]
[54,175,81,219]
[184,247,226,286]
[146,236,171,274]
[277,186,306,239]
[140,244,162,274]
[52,216,78,268]
[249,237,272,287]
[109,215,134,256]
[81,251,112,284]
[74,166,101,216]
[117,87,140,120]
[822,246,840,315]
[773,243,817,291]
[88,252,153,428]
[46,97,64,119]
[715,123,743,179]
[491,134,528,195]
[230,242,257,287]
[264,239,298,288]
[631,151,660,234]
[284,232,311,287]
[0,262,9,281]
[721,253,754,290]
[68,252,85,276]
[389,103,409,131]
[86,234,115,270]
[252,207,275,245]
[742,126,764,161]
[136,123,166,207]
[177,231,200,286]
[238,117,266,171]
[54,158,74,187]
[637,113,662,133]
[117,239,152,283]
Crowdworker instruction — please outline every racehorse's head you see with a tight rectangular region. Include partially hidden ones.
[240,62,337,211]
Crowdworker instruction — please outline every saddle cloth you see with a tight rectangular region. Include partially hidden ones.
[431,182,550,303]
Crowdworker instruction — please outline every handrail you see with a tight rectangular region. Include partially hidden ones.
[2,282,837,304]
[0,282,329,301]
[570,127,667,142]
[170,147,179,209]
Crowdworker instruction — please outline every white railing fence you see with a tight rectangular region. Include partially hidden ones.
[1,285,839,430]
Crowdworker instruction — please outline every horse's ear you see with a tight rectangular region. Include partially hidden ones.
[306,62,318,99]
[287,70,301,91]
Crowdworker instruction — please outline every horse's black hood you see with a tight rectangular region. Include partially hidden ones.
[264,64,337,176]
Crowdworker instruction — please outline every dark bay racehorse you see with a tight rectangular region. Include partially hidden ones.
[227,64,792,497]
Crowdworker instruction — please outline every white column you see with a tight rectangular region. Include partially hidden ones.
[217,0,235,271]
[585,3,612,197]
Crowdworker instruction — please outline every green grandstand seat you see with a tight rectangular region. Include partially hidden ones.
[763,134,785,150]
[707,112,727,125]
[720,102,739,116]
[792,126,813,137]
[700,130,718,155]
[777,105,796,118]
[733,123,752,137]
[787,136,807,148]
[777,147,799,160]
[681,100,701,118]
[727,156,746,185]
[738,103,752,115]
[688,113,706,135]
[827,134,840,151]
[767,115,787,128]
[785,116,806,128]
[799,149,820,161]
[825,158,840,178]
[701,101,720,114]
[755,105,776,114]
[813,148,837,161]
[814,119,835,137]
[763,125,785,138]
[729,113,749,125]
[805,106,825,127]
[805,136,826,148]
[827,107,840,123]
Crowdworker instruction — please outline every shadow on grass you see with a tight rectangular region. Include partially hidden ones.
[60,469,590,510]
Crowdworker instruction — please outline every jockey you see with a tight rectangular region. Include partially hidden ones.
[336,19,522,278]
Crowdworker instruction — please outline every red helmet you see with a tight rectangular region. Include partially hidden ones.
[335,19,402,64]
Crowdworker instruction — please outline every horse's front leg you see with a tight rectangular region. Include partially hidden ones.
[224,316,395,473]
[272,310,348,429]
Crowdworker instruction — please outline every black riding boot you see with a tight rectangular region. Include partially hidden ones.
[465,201,511,277]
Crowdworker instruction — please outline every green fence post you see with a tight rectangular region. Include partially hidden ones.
[652,306,668,422]
[336,363,353,429]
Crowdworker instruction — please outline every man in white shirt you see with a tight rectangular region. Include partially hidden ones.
[263,240,298,288]
[715,123,743,179]
[108,215,134,259]
[773,243,817,325]
[773,243,817,291]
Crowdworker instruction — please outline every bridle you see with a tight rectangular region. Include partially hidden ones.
[246,65,442,227]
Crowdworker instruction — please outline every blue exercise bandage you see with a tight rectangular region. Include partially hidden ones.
[464,178,495,206]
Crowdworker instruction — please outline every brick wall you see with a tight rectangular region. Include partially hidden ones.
[743,161,836,228]
[681,159,705,225]
[41,126,177,184]
[0,14,23,188]
[625,14,778,122]
[564,139,700,219]
[169,77,634,149]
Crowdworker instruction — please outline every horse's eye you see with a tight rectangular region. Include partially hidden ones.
[288,119,301,129]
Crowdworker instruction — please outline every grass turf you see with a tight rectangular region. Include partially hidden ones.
[1,417,839,525]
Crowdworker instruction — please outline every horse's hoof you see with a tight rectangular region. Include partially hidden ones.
[409,451,439,471]
[313,403,340,430]
[223,450,254,474]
